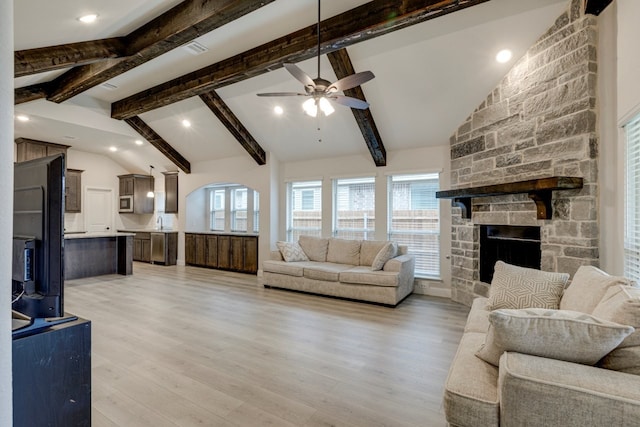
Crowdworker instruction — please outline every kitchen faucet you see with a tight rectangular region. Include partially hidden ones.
[156,216,163,230]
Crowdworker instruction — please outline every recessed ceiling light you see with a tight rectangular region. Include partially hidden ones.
[496,49,513,63]
[274,106,284,115]
[181,119,191,128]
[109,146,117,152]
[135,139,143,146]
[15,114,30,122]
[78,14,98,24]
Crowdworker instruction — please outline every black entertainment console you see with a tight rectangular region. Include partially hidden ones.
[12,316,91,427]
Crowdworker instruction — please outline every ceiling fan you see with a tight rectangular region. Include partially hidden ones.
[257,0,375,117]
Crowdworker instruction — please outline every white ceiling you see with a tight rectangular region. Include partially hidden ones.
[14,0,568,174]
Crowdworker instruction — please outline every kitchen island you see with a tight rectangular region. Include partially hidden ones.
[64,232,134,280]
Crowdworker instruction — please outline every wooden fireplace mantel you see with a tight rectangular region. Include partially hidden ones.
[435,176,584,220]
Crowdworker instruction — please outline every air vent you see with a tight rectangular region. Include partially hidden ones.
[101,82,118,90]
[182,41,209,55]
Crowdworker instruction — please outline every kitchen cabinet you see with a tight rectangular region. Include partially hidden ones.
[65,169,83,213]
[133,232,151,262]
[163,171,178,214]
[185,233,258,274]
[118,174,154,214]
[15,138,69,163]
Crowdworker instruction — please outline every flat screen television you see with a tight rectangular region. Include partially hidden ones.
[12,154,66,330]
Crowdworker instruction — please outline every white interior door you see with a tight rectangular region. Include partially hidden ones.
[85,188,113,232]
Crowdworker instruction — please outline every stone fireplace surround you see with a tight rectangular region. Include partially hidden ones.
[447,0,599,306]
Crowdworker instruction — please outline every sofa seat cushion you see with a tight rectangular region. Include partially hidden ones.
[339,266,400,287]
[464,297,491,333]
[263,260,316,277]
[303,262,354,281]
[444,332,499,427]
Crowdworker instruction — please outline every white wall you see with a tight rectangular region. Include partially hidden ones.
[1,1,12,422]
[599,0,640,274]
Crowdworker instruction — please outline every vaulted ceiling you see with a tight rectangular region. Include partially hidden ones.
[14,0,567,174]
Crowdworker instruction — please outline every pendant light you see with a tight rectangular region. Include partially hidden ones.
[147,165,155,198]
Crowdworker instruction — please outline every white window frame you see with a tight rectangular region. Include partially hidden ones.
[624,112,640,281]
[287,180,322,241]
[333,176,376,240]
[388,173,440,278]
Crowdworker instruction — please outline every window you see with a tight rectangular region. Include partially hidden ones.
[388,173,440,278]
[208,185,259,233]
[334,177,375,240]
[210,189,225,231]
[287,180,322,241]
[625,112,640,281]
[231,188,247,232]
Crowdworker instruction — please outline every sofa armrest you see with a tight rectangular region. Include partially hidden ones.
[383,254,414,273]
[270,250,284,261]
[499,352,640,426]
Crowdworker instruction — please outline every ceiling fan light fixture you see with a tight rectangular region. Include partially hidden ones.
[303,98,318,117]
[319,97,335,116]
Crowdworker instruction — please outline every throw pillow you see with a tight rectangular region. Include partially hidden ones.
[371,241,397,271]
[359,240,389,266]
[487,261,569,310]
[298,236,329,262]
[592,285,640,373]
[560,265,635,314]
[475,308,634,367]
[275,241,309,262]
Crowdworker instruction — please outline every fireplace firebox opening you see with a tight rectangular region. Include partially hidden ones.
[479,225,541,283]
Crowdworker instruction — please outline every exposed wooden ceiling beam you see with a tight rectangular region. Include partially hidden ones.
[15,83,50,105]
[327,49,386,167]
[199,91,266,166]
[124,116,191,174]
[45,0,275,103]
[584,0,614,15]
[112,0,490,120]
[15,38,125,77]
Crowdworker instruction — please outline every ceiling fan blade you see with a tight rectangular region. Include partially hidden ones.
[256,92,307,97]
[330,95,370,110]
[328,70,375,92]
[283,63,315,88]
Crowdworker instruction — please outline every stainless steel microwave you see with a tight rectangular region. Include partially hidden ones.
[119,195,134,213]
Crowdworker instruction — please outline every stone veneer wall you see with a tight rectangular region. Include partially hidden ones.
[448,0,599,306]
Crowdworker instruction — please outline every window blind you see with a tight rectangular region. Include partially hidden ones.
[625,112,640,281]
[334,177,375,240]
[288,181,322,241]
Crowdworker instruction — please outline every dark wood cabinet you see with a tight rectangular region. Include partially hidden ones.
[185,233,258,274]
[163,171,178,214]
[65,169,83,213]
[118,174,154,214]
[15,138,69,163]
[133,232,151,262]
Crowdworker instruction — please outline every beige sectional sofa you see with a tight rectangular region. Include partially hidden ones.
[444,262,640,427]
[262,236,415,306]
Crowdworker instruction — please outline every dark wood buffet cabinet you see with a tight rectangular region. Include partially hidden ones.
[185,233,258,274]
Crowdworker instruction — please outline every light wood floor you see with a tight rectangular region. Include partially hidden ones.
[64,262,469,427]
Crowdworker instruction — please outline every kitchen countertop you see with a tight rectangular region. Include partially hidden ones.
[117,229,178,234]
[65,232,135,240]
[185,231,259,237]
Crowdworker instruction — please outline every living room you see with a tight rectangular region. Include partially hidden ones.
[3,0,640,425]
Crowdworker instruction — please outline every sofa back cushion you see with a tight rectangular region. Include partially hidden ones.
[488,261,569,310]
[326,238,361,265]
[561,266,635,314]
[298,236,329,262]
[359,240,389,266]
[593,285,640,375]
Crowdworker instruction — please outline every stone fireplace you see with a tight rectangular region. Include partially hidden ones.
[446,0,599,306]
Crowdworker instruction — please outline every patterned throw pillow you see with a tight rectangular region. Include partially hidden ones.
[371,241,397,271]
[487,261,569,310]
[476,308,634,367]
[276,241,309,262]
